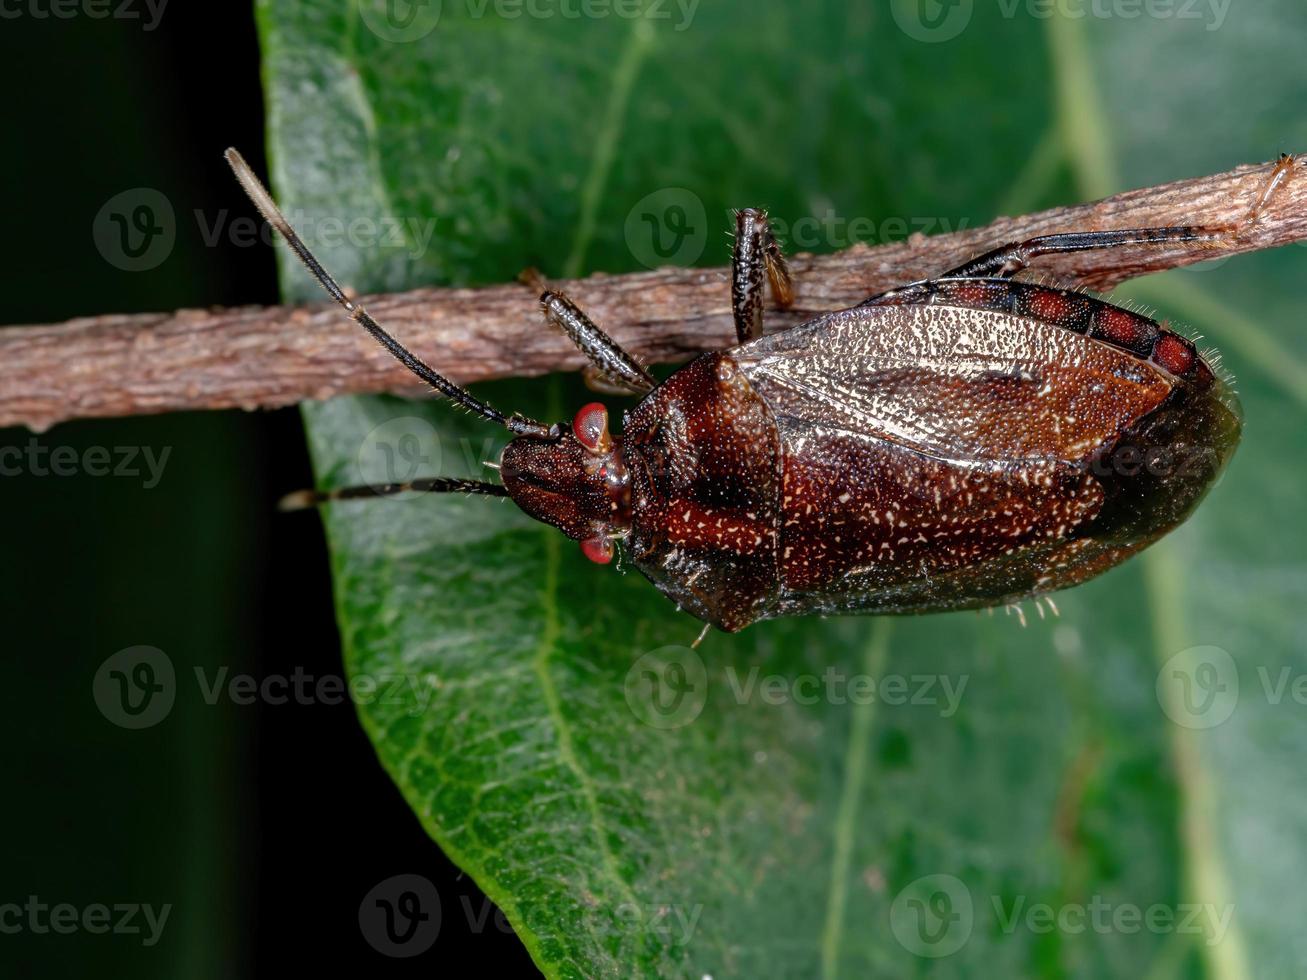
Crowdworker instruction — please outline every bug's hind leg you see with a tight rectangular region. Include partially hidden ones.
[732,208,794,343]
[940,227,1216,280]
[520,268,655,395]
[939,153,1296,280]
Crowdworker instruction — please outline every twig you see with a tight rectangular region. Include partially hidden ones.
[3,157,1303,431]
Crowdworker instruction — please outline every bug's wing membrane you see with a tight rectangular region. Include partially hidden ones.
[732,303,1181,617]
[733,304,1175,464]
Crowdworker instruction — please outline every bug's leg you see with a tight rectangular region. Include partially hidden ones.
[732,208,795,343]
[690,620,712,649]
[520,268,655,395]
[941,153,1296,280]
[939,227,1218,280]
[581,364,648,397]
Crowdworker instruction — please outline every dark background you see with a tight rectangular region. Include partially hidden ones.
[0,5,532,975]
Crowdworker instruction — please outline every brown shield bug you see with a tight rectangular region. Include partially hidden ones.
[227,149,1294,635]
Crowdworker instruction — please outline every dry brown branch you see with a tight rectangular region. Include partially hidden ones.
[2,157,1303,431]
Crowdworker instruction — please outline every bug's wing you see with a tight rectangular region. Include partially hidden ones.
[733,304,1175,464]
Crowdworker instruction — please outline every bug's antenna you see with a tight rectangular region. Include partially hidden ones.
[224,148,551,439]
[279,477,510,512]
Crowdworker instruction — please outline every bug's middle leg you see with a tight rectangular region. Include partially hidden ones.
[732,208,794,343]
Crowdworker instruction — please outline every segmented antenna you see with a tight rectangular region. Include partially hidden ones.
[224,148,551,438]
[279,477,510,512]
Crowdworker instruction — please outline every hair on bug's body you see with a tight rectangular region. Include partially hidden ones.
[227,149,1294,634]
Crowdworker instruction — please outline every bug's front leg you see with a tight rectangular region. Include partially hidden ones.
[937,153,1296,280]
[520,268,655,395]
[732,208,794,343]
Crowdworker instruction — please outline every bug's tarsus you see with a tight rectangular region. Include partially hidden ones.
[581,364,651,397]
[279,477,510,512]
[732,208,795,343]
[519,266,655,395]
[517,267,548,293]
[224,147,550,439]
[1244,152,1296,229]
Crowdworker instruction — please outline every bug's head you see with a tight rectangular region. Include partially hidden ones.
[500,402,631,564]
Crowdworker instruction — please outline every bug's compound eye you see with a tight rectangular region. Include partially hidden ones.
[580,535,614,565]
[573,402,611,454]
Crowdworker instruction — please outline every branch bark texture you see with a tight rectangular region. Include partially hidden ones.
[3,157,1303,431]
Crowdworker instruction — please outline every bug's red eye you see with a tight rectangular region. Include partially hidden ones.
[573,402,611,454]
[580,535,614,564]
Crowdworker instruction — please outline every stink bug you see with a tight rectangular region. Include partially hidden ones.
[227,149,1294,634]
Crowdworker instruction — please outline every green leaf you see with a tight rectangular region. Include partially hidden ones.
[257,1,1307,975]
